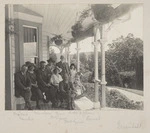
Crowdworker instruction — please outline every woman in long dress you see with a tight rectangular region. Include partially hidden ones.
[27,64,44,109]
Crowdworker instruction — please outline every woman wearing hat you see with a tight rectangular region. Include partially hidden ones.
[27,64,44,109]
[50,66,63,108]
[50,66,63,87]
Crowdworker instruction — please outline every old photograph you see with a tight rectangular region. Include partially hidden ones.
[5,4,143,110]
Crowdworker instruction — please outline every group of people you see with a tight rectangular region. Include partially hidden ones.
[15,55,85,110]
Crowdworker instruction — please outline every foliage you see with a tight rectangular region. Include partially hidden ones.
[91,4,116,24]
[51,35,63,46]
[80,34,143,89]
[83,83,143,110]
[105,34,143,88]
[107,34,143,72]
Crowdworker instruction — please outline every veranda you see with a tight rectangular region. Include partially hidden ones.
[5,4,142,110]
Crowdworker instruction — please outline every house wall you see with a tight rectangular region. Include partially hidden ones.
[5,5,16,110]
[14,19,42,72]
[5,5,45,110]
[42,31,49,61]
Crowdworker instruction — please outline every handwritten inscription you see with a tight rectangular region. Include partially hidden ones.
[117,120,142,129]
[13,112,33,121]
[13,111,101,124]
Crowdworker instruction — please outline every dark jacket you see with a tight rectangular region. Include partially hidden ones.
[56,61,70,79]
[36,68,49,92]
[27,71,37,85]
[15,71,31,97]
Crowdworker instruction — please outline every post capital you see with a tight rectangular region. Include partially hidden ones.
[67,51,71,54]
[94,79,101,83]
[99,39,107,44]
[92,41,99,46]
[101,81,107,85]
[75,48,81,51]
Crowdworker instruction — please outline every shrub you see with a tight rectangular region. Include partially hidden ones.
[82,83,143,110]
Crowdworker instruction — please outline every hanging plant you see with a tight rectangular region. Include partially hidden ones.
[51,35,63,46]
[55,39,63,46]
[71,7,95,41]
[91,4,116,24]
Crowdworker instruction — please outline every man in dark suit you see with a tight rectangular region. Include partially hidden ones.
[56,55,70,80]
[36,61,57,108]
[15,65,32,110]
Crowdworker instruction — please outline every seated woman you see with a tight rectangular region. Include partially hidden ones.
[50,66,63,107]
[70,63,77,83]
[27,64,44,109]
[73,72,86,97]
[50,66,63,87]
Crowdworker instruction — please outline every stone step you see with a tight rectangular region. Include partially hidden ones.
[74,96,94,110]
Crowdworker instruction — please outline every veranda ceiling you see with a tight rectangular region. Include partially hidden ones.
[23,4,89,40]
[22,4,141,45]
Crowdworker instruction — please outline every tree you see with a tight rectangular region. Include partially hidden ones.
[106,33,143,88]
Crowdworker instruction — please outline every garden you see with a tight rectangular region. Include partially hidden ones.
[82,83,143,110]
[71,33,143,110]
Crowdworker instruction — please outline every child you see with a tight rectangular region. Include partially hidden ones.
[59,74,76,110]
[73,72,86,97]
[70,63,77,83]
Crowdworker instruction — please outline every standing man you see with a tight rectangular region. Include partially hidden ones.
[46,58,56,81]
[15,65,32,110]
[56,55,70,80]
[56,55,71,108]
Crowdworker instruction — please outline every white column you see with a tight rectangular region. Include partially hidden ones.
[65,47,68,62]
[76,42,80,72]
[100,26,107,107]
[67,46,71,66]
[93,26,101,109]
[59,46,64,61]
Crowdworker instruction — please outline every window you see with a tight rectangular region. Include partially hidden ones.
[23,26,37,42]
[23,26,38,64]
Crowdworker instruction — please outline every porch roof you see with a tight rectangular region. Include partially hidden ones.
[22,4,141,46]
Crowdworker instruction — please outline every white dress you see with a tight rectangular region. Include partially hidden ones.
[70,69,76,83]
[50,74,63,86]
[73,75,86,96]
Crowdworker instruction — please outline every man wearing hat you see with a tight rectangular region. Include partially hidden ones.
[15,64,32,110]
[46,57,56,80]
[36,61,51,102]
[56,55,71,80]
[37,61,58,108]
